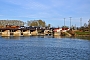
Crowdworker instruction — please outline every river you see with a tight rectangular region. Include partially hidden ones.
[0,36,90,60]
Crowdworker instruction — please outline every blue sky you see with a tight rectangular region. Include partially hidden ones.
[0,0,90,27]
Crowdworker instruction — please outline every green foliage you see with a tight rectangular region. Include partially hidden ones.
[30,21,38,26]
[78,19,90,32]
[62,26,69,28]
[75,31,90,35]
[27,19,46,27]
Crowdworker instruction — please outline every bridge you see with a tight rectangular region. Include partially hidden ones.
[0,28,54,37]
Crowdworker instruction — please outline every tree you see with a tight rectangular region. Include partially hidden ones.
[62,26,69,28]
[27,20,46,27]
[88,19,90,33]
[47,24,51,28]
[84,23,88,28]
[0,20,24,26]
[80,26,85,32]
[38,20,46,27]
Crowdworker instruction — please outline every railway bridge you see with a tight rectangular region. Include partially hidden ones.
[0,28,53,37]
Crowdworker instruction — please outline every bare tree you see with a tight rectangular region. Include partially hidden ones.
[88,19,90,33]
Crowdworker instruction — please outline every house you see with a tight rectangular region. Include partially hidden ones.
[61,28,69,32]
[53,28,61,36]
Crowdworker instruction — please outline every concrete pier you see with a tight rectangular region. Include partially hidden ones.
[13,30,21,36]
[53,32,61,36]
[23,30,31,36]
[1,30,10,37]
[31,30,38,36]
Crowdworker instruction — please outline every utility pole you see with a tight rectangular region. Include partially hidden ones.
[64,18,65,30]
[80,18,82,27]
[69,17,72,29]
[75,24,76,30]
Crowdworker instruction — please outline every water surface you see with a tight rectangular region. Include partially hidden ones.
[0,36,90,60]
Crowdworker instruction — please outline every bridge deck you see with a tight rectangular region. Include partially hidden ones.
[0,28,45,30]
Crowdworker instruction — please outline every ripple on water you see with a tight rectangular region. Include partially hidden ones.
[0,46,90,60]
[0,37,90,60]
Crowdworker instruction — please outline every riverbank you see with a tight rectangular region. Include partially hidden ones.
[75,36,90,40]
[75,31,90,36]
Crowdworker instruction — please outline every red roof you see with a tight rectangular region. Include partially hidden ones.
[53,28,60,32]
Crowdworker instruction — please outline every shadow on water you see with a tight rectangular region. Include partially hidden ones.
[53,35,61,39]
[1,35,62,40]
[1,35,90,41]
[1,36,21,40]
[75,36,90,40]
[1,36,31,40]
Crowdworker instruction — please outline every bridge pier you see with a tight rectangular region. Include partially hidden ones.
[23,30,31,36]
[53,31,61,36]
[54,32,61,36]
[1,30,10,37]
[13,30,21,36]
[31,29,38,36]
[30,29,38,35]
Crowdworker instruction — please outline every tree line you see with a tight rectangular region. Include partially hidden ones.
[0,20,24,27]
[0,19,90,32]
[0,19,51,28]
[71,19,90,32]
[81,19,90,32]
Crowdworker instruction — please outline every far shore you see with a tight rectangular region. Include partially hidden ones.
[75,35,90,37]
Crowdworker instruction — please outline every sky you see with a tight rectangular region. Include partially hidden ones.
[0,0,90,27]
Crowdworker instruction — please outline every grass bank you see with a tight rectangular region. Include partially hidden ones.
[75,31,90,36]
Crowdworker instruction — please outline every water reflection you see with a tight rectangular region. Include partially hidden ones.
[2,36,10,39]
[30,36,61,39]
[1,35,90,41]
[2,36,21,40]
[53,35,61,39]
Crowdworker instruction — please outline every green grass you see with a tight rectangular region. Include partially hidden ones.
[75,31,90,35]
